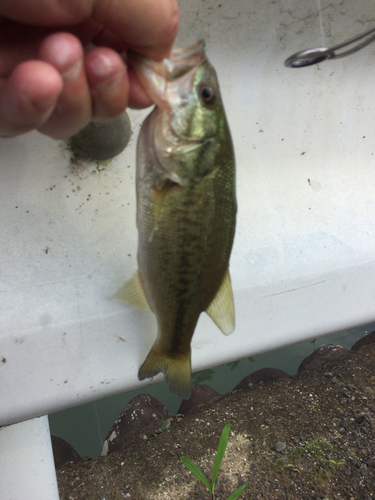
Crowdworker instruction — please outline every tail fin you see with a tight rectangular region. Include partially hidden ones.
[138,343,192,399]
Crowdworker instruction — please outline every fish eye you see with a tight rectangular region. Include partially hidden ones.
[199,83,216,105]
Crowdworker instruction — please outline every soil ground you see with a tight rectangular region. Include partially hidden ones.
[57,343,375,500]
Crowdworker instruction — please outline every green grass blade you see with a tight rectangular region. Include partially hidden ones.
[226,481,249,500]
[180,456,212,492]
[212,424,232,487]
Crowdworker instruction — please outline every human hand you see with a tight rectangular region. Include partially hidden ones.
[0,0,179,139]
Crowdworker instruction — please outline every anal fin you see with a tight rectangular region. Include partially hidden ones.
[205,269,235,335]
[112,271,151,311]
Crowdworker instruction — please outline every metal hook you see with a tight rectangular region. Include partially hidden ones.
[284,26,375,68]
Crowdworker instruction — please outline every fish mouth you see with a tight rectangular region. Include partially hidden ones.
[164,40,206,80]
[129,40,206,109]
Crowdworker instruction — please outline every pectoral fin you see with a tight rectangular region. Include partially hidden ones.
[205,269,235,335]
[112,271,151,311]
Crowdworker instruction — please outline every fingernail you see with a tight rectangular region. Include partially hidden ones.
[90,52,114,80]
[62,58,83,82]
[86,52,125,89]
[96,69,125,91]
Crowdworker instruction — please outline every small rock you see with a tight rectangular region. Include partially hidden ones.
[232,368,290,392]
[51,436,81,470]
[275,441,286,452]
[178,385,220,416]
[298,344,348,373]
[351,331,375,350]
[102,394,171,455]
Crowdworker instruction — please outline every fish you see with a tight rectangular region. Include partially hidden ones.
[114,40,236,399]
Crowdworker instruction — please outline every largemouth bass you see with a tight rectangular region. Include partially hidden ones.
[114,40,236,398]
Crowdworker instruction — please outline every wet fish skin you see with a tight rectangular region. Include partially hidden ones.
[115,41,236,398]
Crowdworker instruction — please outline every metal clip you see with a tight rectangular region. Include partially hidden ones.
[284,26,375,68]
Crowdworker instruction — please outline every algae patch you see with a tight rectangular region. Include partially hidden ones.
[272,437,345,482]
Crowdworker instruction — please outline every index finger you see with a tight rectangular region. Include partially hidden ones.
[0,0,179,61]
[92,0,179,61]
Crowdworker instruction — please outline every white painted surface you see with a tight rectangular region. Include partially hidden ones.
[1,0,375,427]
[0,416,59,500]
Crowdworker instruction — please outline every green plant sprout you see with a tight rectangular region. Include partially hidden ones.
[180,424,249,500]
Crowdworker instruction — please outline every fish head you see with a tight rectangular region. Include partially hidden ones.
[131,41,230,185]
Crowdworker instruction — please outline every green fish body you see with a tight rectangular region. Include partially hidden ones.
[114,41,236,398]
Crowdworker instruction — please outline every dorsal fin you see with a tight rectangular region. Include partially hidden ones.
[112,271,151,311]
[205,269,235,335]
